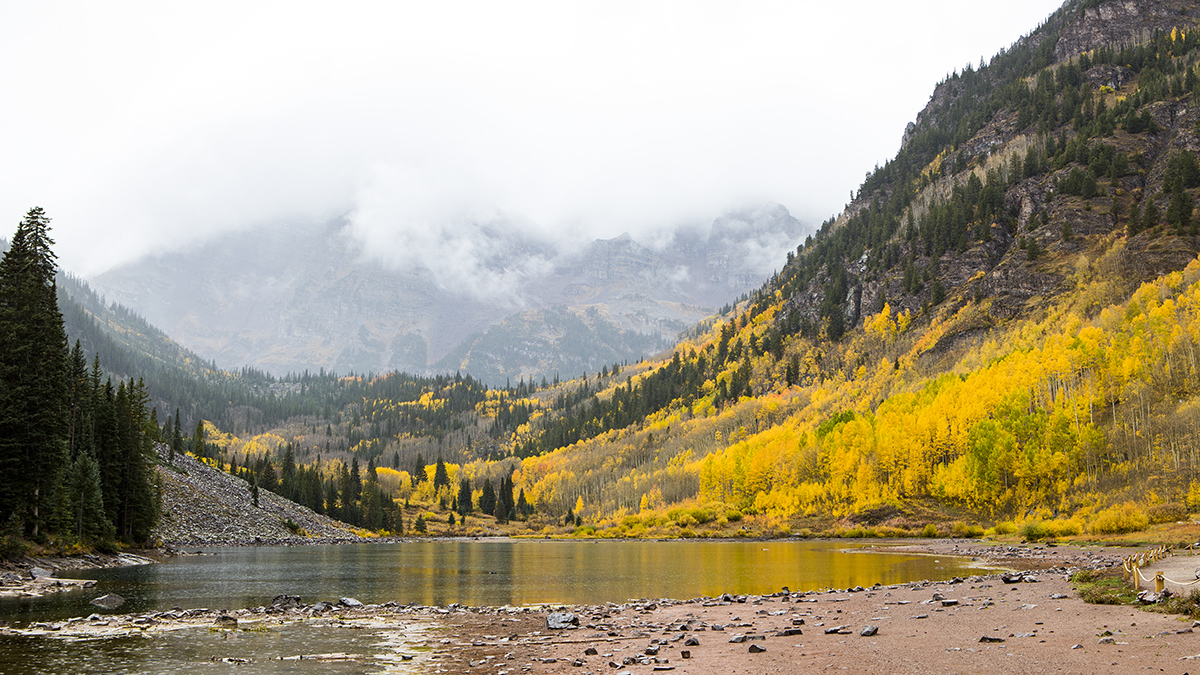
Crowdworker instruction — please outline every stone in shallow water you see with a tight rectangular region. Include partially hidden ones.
[90,593,124,610]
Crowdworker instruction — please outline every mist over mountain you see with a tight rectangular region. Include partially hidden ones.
[90,204,806,384]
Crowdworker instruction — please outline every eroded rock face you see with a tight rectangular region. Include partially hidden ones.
[1056,2,1196,63]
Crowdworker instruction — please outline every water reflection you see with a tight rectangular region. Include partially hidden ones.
[3,539,983,624]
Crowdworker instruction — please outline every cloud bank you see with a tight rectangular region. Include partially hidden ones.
[0,1,1066,278]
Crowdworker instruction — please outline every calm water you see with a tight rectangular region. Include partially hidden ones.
[0,539,989,673]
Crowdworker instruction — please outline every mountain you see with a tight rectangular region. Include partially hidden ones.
[46,0,1200,542]
[90,204,805,386]
[236,0,1200,537]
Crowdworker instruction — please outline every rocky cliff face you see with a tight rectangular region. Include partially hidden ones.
[786,0,1200,345]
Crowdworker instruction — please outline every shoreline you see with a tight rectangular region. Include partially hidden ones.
[9,542,1198,673]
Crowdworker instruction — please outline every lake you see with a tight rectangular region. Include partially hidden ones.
[0,539,991,673]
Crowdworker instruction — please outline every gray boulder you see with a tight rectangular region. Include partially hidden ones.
[90,593,125,610]
[339,597,363,607]
[29,567,54,580]
[546,612,579,629]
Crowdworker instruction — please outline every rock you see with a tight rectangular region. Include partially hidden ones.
[1098,636,1116,645]
[1022,575,1039,583]
[1000,573,1024,584]
[0,572,21,584]
[748,644,766,653]
[214,615,238,628]
[547,612,580,629]
[861,625,879,637]
[29,568,54,580]
[777,628,803,637]
[645,646,659,656]
[310,601,332,612]
[729,635,748,643]
[272,594,301,608]
[1050,593,1068,599]
[571,659,584,667]
[941,599,959,607]
[684,636,700,646]
[339,597,363,607]
[1137,590,1172,604]
[584,647,598,656]
[90,593,125,610]
[931,592,946,601]
[680,650,691,659]
[979,636,1005,643]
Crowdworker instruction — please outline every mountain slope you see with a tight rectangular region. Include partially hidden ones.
[90,205,805,386]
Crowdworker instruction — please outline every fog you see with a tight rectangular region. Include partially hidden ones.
[0,1,1065,278]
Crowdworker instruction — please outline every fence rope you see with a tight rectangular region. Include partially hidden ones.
[1125,545,1200,589]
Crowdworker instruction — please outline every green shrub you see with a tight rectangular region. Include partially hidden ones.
[951,521,985,538]
[725,510,744,523]
[1091,503,1150,534]
[993,521,1017,535]
[921,523,939,538]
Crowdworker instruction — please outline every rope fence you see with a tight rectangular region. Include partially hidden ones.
[1122,544,1200,593]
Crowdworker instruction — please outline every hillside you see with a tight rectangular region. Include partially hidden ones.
[185,0,1200,539]
[44,0,1200,544]
[153,445,367,547]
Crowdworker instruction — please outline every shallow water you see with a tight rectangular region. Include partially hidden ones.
[0,539,988,673]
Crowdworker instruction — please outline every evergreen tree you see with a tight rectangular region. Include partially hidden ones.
[433,456,449,491]
[480,478,496,516]
[192,420,205,457]
[0,207,70,537]
[457,478,473,516]
[170,408,183,465]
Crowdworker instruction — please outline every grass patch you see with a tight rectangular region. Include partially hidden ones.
[1070,568,1138,606]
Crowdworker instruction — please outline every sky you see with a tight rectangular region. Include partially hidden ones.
[0,0,1067,277]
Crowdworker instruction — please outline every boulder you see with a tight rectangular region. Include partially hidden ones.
[29,567,54,580]
[547,612,580,629]
[90,593,125,610]
[861,625,879,637]
[272,594,301,608]
[339,597,363,607]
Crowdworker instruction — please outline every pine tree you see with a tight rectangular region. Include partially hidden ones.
[170,409,183,465]
[0,207,70,537]
[480,478,496,516]
[457,478,472,516]
[433,456,449,491]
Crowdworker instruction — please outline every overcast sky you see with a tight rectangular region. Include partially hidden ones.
[0,1,1065,277]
